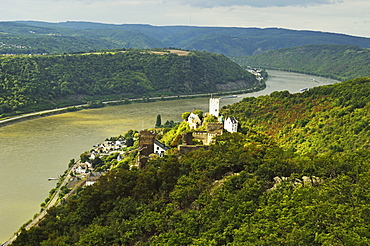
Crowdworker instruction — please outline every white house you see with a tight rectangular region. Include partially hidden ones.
[75,166,85,174]
[154,140,170,157]
[188,112,202,129]
[224,116,238,133]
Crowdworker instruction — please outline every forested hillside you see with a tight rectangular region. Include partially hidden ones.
[12,77,370,245]
[0,49,258,116]
[1,21,370,56]
[222,77,370,154]
[234,44,370,81]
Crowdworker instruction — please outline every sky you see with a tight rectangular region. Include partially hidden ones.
[1,0,369,38]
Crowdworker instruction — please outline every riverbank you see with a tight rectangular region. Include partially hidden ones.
[0,83,265,128]
[0,106,81,128]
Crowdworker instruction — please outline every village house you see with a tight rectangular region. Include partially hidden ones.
[74,162,91,174]
[224,116,238,133]
[154,139,170,157]
[187,112,202,129]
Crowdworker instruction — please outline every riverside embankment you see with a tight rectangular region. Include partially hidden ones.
[0,107,78,127]
[0,82,265,128]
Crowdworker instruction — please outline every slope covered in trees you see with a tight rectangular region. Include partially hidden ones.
[1,21,370,56]
[234,44,370,81]
[0,49,258,116]
[11,77,370,245]
[221,77,370,155]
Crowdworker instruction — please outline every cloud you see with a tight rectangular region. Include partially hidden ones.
[172,0,344,8]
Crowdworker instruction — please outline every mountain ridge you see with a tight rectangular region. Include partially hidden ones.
[233,44,370,81]
[1,21,369,56]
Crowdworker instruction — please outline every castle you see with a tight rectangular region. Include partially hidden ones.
[179,97,238,154]
[138,96,239,165]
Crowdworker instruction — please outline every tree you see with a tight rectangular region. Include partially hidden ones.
[193,110,204,120]
[92,156,103,168]
[203,114,218,123]
[181,112,191,121]
[80,153,90,163]
[155,114,162,128]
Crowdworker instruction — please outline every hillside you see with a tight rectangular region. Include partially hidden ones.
[1,21,370,56]
[221,76,370,154]
[233,44,370,81]
[11,77,370,245]
[0,49,258,116]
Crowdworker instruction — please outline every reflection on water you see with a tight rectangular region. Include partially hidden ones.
[0,70,339,242]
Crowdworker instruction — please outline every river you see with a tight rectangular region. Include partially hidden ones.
[0,70,339,242]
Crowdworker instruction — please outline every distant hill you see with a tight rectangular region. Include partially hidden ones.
[1,21,370,56]
[0,49,258,116]
[233,44,370,81]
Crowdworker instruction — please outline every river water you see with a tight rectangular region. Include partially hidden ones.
[0,70,339,242]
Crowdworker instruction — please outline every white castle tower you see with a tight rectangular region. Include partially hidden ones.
[209,97,220,117]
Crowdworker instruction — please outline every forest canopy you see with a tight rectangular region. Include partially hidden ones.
[11,77,370,246]
[0,49,258,116]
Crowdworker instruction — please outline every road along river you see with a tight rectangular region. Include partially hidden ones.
[0,70,339,242]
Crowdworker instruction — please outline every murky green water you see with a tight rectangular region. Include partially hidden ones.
[0,70,339,242]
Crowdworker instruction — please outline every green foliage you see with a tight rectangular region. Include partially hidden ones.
[161,121,190,147]
[222,77,370,155]
[234,44,370,81]
[124,129,138,148]
[11,77,370,245]
[68,159,75,168]
[192,110,204,120]
[155,114,162,128]
[203,114,218,123]
[0,50,257,115]
[13,129,370,245]
[79,153,90,163]
[181,111,190,120]
[162,120,177,129]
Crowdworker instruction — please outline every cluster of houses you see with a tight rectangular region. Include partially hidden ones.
[69,138,127,186]
[246,67,264,82]
[92,138,127,154]
[0,42,28,49]
[73,138,126,175]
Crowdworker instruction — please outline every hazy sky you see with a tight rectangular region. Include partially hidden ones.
[1,0,369,38]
